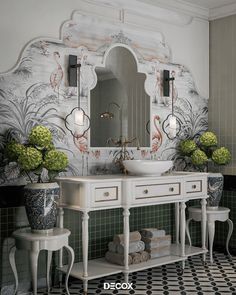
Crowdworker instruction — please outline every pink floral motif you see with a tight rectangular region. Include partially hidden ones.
[170,70,178,103]
[39,41,49,56]
[152,65,162,104]
[152,115,162,153]
[92,150,101,159]
[50,52,63,99]
[73,132,88,154]
[155,68,162,96]
[141,150,149,158]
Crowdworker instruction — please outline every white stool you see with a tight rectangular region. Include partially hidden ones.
[186,206,233,263]
[9,227,74,295]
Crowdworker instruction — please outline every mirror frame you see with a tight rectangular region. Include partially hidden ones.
[88,43,152,150]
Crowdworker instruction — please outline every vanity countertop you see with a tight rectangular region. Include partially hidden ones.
[57,171,208,183]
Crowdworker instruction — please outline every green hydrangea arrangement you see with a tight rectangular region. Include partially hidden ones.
[191,149,208,166]
[212,147,231,165]
[199,131,217,147]
[5,141,25,161]
[179,131,231,171]
[29,125,52,149]
[180,140,196,155]
[18,147,43,171]
[5,125,68,182]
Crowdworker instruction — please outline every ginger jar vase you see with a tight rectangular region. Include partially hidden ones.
[207,173,224,209]
[24,182,59,233]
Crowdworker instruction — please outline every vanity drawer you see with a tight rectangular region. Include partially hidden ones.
[186,180,202,194]
[135,182,181,200]
[95,186,118,202]
[91,182,121,207]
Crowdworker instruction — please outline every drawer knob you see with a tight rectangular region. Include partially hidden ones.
[104,192,110,197]
[143,189,149,194]
[169,187,174,192]
[192,184,197,189]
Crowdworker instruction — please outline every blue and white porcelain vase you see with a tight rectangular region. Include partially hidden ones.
[207,173,224,209]
[24,182,59,233]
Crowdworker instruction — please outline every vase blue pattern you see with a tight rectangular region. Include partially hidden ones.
[24,183,59,232]
[207,173,224,207]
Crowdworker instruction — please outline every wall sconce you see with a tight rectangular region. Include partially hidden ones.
[162,70,181,140]
[65,55,90,139]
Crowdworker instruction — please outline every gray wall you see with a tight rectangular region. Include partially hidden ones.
[209,15,236,175]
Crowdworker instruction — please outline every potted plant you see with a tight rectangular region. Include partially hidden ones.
[179,131,231,209]
[5,125,68,233]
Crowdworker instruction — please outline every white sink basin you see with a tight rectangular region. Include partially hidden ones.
[123,160,173,176]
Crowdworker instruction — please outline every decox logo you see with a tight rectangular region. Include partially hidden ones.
[103,282,133,290]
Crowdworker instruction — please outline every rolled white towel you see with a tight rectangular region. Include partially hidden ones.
[130,252,141,264]
[142,235,171,249]
[108,241,118,253]
[139,250,150,262]
[113,231,141,244]
[147,246,171,259]
[140,228,166,238]
[105,251,132,266]
[117,240,145,254]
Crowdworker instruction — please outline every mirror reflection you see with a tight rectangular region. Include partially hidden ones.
[90,46,150,148]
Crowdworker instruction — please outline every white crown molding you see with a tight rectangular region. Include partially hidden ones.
[136,0,236,21]
[209,2,236,20]
[77,0,208,25]
[136,0,209,20]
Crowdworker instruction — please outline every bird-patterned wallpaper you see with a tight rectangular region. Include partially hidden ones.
[0,13,208,185]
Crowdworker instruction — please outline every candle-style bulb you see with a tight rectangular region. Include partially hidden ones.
[169,115,177,139]
[74,109,84,126]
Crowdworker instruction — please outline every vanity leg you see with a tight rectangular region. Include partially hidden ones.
[175,203,180,244]
[206,223,208,249]
[58,207,64,287]
[180,202,186,270]
[201,199,207,262]
[124,272,129,284]
[82,211,89,278]
[186,218,192,246]
[83,279,88,294]
[123,208,130,283]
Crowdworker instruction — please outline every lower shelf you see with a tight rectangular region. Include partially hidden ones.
[58,258,122,281]
[174,244,208,257]
[58,244,207,281]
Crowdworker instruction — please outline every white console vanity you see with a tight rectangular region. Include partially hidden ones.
[56,172,208,293]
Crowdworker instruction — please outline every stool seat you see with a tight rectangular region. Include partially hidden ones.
[189,206,230,214]
[13,227,70,241]
[9,227,74,295]
[186,206,233,263]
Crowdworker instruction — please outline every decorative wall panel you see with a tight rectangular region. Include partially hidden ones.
[0,13,208,184]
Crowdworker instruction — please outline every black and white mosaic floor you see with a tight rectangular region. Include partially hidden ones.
[38,252,236,295]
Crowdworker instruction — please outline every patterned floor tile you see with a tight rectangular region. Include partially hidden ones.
[36,252,236,295]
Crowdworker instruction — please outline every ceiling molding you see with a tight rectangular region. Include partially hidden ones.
[80,0,208,23]
[209,2,236,20]
[72,0,236,23]
[138,0,236,21]
[136,0,209,20]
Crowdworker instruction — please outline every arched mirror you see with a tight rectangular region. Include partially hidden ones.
[90,46,151,148]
